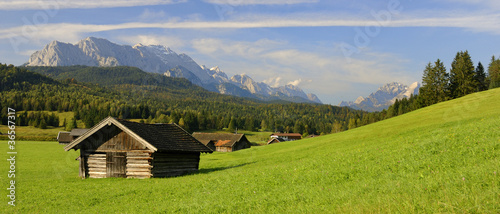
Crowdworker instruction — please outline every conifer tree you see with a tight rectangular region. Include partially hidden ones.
[488,55,500,89]
[474,62,488,91]
[450,50,476,98]
[420,59,449,106]
[227,117,236,133]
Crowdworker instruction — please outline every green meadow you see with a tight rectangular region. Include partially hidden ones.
[1,89,499,213]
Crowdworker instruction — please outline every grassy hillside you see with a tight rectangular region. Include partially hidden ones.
[1,89,499,213]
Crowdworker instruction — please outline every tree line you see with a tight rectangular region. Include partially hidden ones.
[382,51,500,119]
[2,53,497,137]
[0,64,377,136]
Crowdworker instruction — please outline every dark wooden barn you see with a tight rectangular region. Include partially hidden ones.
[191,133,251,152]
[69,128,90,141]
[64,117,212,179]
[57,131,72,144]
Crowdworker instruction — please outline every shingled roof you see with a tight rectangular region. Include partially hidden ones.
[57,131,72,144]
[191,133,246,148]
[270,133,302,137]
[69,129,90,136]
[64,117,212,153]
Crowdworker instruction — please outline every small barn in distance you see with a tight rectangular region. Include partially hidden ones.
[191,133,251,152]
[270,133,302,141]
[57,131,72,144]
[267,137,285,145]
[64,117,212,179]
[69,128,89,140]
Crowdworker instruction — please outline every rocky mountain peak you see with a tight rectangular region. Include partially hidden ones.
[27,38,322,104]
[339,82,420,112]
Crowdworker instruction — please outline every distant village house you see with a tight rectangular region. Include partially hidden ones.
[267,137,285,145]
[192,133,251,152]
[270,133,302,141]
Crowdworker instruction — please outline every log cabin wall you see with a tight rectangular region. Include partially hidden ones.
[126,152,152,178]
[87,153,106,178]
[81,125,153,178]
[151,152,200,177]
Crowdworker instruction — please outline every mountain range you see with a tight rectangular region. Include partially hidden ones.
[26,37,321,104]
[339,82,421,112]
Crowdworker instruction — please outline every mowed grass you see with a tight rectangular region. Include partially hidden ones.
[1,89,499,213]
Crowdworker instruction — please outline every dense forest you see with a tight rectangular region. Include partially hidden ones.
[1,64,377,135]
[2,51,497,136]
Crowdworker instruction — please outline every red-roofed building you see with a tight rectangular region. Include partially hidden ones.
[192,133,251,152]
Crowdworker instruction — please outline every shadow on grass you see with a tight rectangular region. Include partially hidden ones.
[195,162,255,175]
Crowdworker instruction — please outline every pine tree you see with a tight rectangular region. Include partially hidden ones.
[450,50,476,98]
[347,118,356,130]
[244,117,254,131]
[65,117,76,131]
[39,119,47,129]
[178,118,187,131]
[227,117,236,133]
[474,62,488,91]
[331,121,342,133]
[488,55,500,89]
[419,59,449,106]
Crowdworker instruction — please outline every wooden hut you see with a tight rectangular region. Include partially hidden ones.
[64,117,212,179]
[191,133,251,152]
[69,128,90,141]
[57,131,72,144]
[267,137,285,145]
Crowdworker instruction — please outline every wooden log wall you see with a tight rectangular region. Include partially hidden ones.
[151,153,200,177]
[87,153,106,178]
[126,152,152,179]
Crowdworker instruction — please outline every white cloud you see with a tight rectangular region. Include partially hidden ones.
[119,35,186,50]
[1,12,499,44]
[203,0,319,5]
[262,76,282,87]
[444,0,500,9]
[188,37,414,98]
[139,9,167,21]
[287,79,302,86]
[19,49,39,56]
[0,0,187,10]
[191,38,283,56]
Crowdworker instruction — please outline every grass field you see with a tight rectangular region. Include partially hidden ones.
[0,111,76,141]
[1,89,499,213]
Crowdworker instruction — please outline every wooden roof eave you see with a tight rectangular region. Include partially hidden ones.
[64,117,157,152]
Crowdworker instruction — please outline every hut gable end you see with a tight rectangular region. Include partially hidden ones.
[93,130,148,152]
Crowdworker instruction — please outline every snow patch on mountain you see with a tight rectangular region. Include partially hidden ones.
[27,37,322,104]
[339,82,421,112]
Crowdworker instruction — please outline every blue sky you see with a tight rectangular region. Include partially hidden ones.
[1,0,500,104]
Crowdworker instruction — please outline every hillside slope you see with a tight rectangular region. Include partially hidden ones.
[2,89,499,213]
